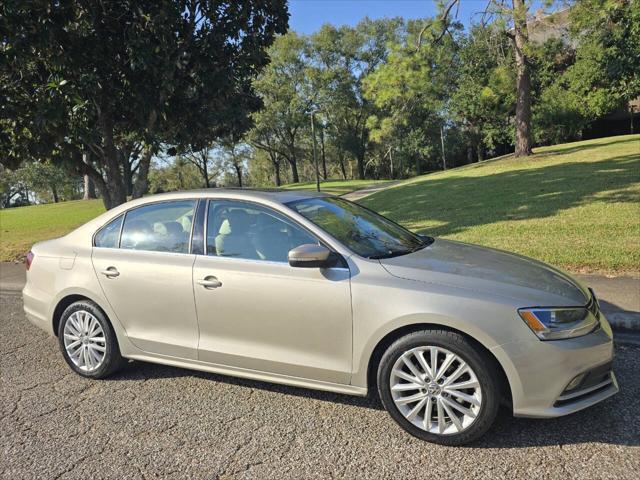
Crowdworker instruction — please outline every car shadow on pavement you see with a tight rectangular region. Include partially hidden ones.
[106,344,639,449]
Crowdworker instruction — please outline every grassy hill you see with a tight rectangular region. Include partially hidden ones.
[361,135,640,274]
[1,135,638,273]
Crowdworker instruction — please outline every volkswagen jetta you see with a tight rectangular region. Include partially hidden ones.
[23,189,618,445]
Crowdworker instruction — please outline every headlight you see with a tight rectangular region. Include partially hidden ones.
[518,307,598,340]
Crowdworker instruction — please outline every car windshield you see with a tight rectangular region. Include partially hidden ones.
[287,197,432,259]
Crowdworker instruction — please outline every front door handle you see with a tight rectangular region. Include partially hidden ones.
[197,276,222,289]
[100,267,120,278]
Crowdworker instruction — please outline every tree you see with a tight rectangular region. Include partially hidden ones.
[220,140,252,188]
[449,25,515,160]
[364,19,461,175]
[1,0,288,209]
[427,0,543,157]
[567,0,640,131]
[181,145,221,189]
[251,33,313,184]
[309,18,402,179]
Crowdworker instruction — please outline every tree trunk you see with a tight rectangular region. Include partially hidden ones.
[513,0,533,157]
[270,152,282,186]
[132,146,153,199]
[82,153,97,200]
[319,127,327,180]
[338,152,347,180]
[83,175,96,199]
[202,154,211,188]
[288,155,299,183]
[234,164,243,187]
[357,152,365,180]
[477,143,485,161]
[51,185,59,203]
[99,111,127,209]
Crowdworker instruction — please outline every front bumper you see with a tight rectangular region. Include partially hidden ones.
[494,312,618,418]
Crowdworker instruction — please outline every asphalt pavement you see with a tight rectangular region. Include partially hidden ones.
[1,289,640,479]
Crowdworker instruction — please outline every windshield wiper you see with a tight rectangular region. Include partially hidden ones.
[369,238,434,260]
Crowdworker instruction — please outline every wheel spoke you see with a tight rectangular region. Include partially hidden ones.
[406,397,428,420]
[396,392,426,406]
[88,345,102,364]
[415,351,432,379]
[402,356,425,382]
[441,398,463,432]
[443,362,468,386]
[430,347,438,380]
[436,398,446,434]
[422,396,433,431]
[391,382,422,392]
[435,353,455,381]
[392,368,421,385]
[444,389,481,407]
[69,314,82,335]
[446,379,480,391]
[442,397,477,419]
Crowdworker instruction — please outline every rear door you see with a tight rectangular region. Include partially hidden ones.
[192,199,353,384]
[92,199,200,359]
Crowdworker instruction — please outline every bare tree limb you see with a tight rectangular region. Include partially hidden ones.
[416,0,459,50]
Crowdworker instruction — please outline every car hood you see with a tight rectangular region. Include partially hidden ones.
[379,239,590,307]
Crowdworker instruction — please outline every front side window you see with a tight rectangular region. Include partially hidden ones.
[120,200,196,253]
[206,200,317,262]
[94,215,123,248]
[287,197,428,259]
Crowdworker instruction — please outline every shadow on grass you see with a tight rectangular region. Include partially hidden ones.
[537,136,640,157]
[362,153,640,238]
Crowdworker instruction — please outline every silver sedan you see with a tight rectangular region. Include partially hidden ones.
[23,189,618,445]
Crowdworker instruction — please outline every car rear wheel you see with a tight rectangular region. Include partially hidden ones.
[377,329,500,446]
[58,300,126,379]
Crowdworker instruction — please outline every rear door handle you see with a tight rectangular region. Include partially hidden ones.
[100,267,120,278]
[197,276,222,289]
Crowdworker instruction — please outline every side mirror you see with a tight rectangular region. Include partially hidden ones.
[288,244,332,268]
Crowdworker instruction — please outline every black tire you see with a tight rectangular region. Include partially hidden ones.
[377,329,500,446]
[57,300,126,379]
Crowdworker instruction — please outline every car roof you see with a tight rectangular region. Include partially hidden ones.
[134,188,332,205]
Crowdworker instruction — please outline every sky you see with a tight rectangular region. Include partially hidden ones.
[289,0,491,33]
[288,0,563,34]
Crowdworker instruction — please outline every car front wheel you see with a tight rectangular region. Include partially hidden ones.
[377,329,500,446]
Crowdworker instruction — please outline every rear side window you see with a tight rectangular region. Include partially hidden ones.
[94,215,123,248]
[120,200,196,253]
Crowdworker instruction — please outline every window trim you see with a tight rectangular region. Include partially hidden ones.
[92,199,198,255]
[202,198,343,266]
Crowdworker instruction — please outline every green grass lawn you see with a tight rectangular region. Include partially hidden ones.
[0,199,105,261]
[1,135,638,273]
[282,179,387,195]
[361,135,640,275]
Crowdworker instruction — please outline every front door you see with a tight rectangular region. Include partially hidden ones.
[92,199,199,359]
[193,199,352,384]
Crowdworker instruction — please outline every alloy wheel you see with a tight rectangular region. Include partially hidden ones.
[389,346,482,435]
[63,310,107,372]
